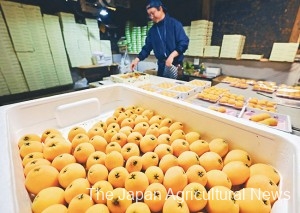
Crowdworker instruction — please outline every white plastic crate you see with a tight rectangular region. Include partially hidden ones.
[0,84,299,212]
[239,106,292,133]
[168,84,198,99]
[185,79,211,92]
[110,72,149,83]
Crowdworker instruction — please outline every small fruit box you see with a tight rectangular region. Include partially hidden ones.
[155,89,182,99]
[153,81,177,90]
[167,84,199,99]
[207,104,242,117]
[110,72,149,83]
[189,96,243,117]
[246,97,277,112]
[275,88,300,100]
[0,84,300,212]
[238,106,292,133]
[138,83,160,93]
[185,79,211,92]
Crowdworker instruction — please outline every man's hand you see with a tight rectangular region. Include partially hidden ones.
[165,50,179,67]
[130,58,140,71]
[165,56,173,67]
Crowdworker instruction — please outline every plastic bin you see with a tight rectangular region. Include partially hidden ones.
[0,84,299,212]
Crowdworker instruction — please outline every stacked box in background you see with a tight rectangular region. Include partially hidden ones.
[204,46,220,57]
[188,20,213,57]
[0,9,28,94]
[0,1,75,93]
[86,18,113,66]
[0,0,113,97]
[1,1,45,91]
[23,4,59,89]
[183,26,191,55]
[141,26,147,50]
[0,67,10,96]
[85,18,101,53]
[147,20,153,31]
[220,34,246,59]
[130,26,142,53]
[99,40,113,66]
[59,13,80,67]
[132,26,141,53]
[0,1,33,52]
[125,21,149,53]
[183,26,191,37]
[124,21,132,51]
[59,12,92,67]
[269,43,299,62]
[60,14,112,67]
[43,14,73,85]
[78,24,93,64]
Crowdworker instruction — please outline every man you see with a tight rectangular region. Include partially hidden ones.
[130,0,189,78]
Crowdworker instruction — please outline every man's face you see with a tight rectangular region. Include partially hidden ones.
[147,6,163,23]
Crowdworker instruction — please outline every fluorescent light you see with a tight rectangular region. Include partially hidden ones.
[106,6,116,11]
[99,8,108,16]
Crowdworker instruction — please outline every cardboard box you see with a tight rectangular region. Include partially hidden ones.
[269,43,299,62]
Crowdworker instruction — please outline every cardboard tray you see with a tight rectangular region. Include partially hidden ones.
[238,106,292,133]
[167,84,199,99]
[185,79,212,91]
[110,72,149,83]
[0,84,300,213]
[189,97,242,117]
[245,97,277,112]
[275,88,300,100]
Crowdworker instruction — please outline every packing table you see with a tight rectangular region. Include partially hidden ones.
[90,75,300,136]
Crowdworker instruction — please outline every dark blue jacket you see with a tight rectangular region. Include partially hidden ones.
[137,14,189,76]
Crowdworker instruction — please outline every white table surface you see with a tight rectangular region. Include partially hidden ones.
[90,75,300,136]
[214,83,300,135]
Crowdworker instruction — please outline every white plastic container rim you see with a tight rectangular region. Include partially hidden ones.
[0,84,299,213]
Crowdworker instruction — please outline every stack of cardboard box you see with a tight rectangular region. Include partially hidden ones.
[204,46,221,57]
[220,34,246,59]
[188,20,213,57]
[43,14,73,85]
[1,1,45,92]
[269,43,299,62]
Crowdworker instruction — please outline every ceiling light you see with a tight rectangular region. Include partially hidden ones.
[106,6,116,11]
[99,8,108,16]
